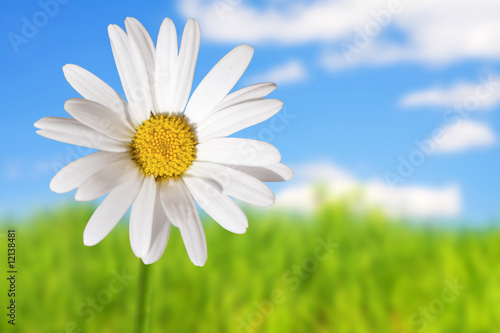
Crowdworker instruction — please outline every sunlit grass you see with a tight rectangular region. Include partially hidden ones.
[1,202,499,332]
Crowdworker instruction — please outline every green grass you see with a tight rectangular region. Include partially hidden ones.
[1,202,499,332]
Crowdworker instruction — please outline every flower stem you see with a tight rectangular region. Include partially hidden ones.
[134,260,154,333]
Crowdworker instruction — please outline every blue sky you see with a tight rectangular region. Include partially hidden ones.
[1,0,499,221]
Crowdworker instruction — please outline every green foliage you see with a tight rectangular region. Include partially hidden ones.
[1,203,499,332]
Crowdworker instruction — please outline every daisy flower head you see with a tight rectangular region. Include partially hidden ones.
[34,17,293,266]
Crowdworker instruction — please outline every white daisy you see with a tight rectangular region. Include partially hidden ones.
[34,17,293,266]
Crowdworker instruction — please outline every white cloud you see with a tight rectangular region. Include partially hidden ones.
[3,158,57,182]
[274,161,462,219]
[400,79,500,110]
[434,121,496,153]
[4,160,22,181]
[247,60,307,85]
[179,0,500,67]
[179,0,375,44]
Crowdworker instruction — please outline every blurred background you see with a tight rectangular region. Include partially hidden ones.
[1,0,500,332]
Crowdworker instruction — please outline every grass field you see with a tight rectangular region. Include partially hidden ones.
[1,202,499,332]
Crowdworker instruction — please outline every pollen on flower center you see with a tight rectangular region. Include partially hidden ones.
[130,114,197,180]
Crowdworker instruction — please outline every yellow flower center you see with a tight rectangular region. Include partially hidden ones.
[130,114,196,180]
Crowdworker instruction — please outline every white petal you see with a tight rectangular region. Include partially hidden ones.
[50,151,129,193]
[108,24,144,126]
[172,18,200,113]
[186,162,275,207]
[142,191,172,265]
[183,176,248,234]
[155,18,178,113]
[64,98,134,141]
[62,64,131,122]
[125,17,157,117]
[35,117,128,152]
[224,163,294,182]
[83,171,143,246]
[130,175,156,258]
[159,179,207,266]
[196,138,281,166]
[184,44,254,123]
[196,99,283,142]
[213,82,277,113]
[75,157,138,201]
